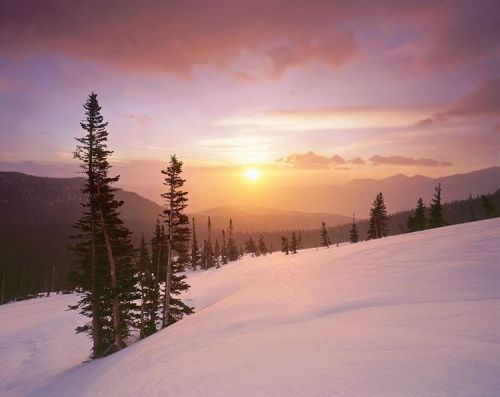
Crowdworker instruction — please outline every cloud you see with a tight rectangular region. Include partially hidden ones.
[277,151,364,169]
[417,77,500,126]
[2,2,498,78]
[218,106,431,132]
[0,1,360,78]
[369,155,452,167]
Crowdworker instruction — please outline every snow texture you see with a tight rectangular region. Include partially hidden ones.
[1,218,500,396]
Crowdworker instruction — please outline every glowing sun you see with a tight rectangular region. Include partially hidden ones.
[244,168,261,181]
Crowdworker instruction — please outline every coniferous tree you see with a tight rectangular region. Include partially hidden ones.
[290,231,298,254]
[320,222,331,247]
[214,239,221,268]
[227,219,239,261]
[407,197,426,232]
[190,218,200,270]
[467,195,476,221]
[258,235,268,255]
[71,92,137,357]
[367,192,388,239]
[221,230,228,264]
[150,219,165,324]
[428,183,446,228]
[245,238,256,256]
[207,217,215,268]
[281,236,289,255]
[201,241,207,271]
[151,220,165,280]
[160,155,193,328]
[349,214,359,243]
[481,194,498,217]
[137,235,158,339]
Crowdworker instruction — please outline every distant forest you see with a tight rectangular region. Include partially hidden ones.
[1,183,498,304]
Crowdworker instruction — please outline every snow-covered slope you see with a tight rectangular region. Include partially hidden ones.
[1,219,500,397]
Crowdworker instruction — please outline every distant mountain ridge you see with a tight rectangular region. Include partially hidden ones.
[0,172,348,233]
[261,166,500,216]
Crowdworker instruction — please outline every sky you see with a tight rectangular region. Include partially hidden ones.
[1,0,499,211]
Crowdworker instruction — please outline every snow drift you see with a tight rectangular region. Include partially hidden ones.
[1,218,500,396]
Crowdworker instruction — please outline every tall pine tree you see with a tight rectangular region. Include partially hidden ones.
[160,155,193,328]
[190,218,200,270]
[349,214,359,243]
[137,234,158,339]
[227,219,239,261]
[407,197,426,232]
[221,230,228,264]
[71,92,137,357]
[428,183,446,228]
[281,236,289,255]
[481,194,498,217]
[320,221,331,247]
[367,192,388,239]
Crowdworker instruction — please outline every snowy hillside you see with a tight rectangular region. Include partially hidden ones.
[1,219,500,396]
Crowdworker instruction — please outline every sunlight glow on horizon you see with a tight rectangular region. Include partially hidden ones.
[244,168,262,182]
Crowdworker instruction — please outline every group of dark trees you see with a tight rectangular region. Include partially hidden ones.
[191,217,241,269]
[406,183,447,232]
[244,234,273,256]
[280,231,302,254]
[309,183,499,253]
[70,93,197,358]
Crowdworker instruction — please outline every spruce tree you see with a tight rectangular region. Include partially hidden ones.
[407,197,426,232]
[214,239,221,268]
[320,221,331,247]
[245,237,256,256]
[468,195,476,221]
[160,155,193,328]
[137,234,158,339]
[258,235,268,255]
[227,219,239,261]
[481,194,498,217]
[190,218,200,270]
[71,92,137,357]
[428,183,446,228]
[281,236,289,255]
[201,240,209,270]
[349,214,359,243]
[367,192,388,239]
[221,230,228,264]
[290,231,298,254]
[206,217,216,268]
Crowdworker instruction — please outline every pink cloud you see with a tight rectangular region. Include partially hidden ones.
[1,1,498,78]
[417,77,500,126]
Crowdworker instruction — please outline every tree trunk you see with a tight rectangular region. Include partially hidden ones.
[96,183,124,351]
[88,144,102,357]
[1,271,5,305]
[139,282,145,339]
[162,185,174,328]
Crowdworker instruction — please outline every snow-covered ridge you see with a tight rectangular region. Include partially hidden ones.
[1,219,500,396]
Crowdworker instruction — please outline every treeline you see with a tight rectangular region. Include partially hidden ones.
[229,187,500,254]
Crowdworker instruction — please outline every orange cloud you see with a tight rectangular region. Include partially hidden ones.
[277,152,365,169]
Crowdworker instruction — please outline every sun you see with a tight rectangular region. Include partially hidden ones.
[244,168,261,181]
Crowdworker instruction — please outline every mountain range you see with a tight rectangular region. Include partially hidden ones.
[1,166,499,233]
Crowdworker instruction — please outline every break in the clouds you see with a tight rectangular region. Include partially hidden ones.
[277,152,365,169]
[370,155,452,167]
